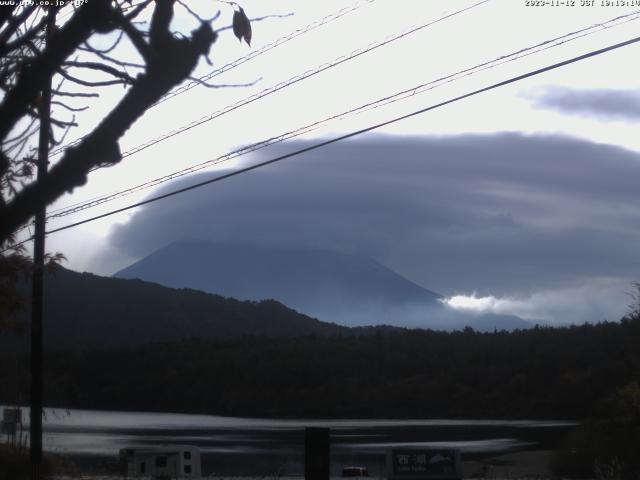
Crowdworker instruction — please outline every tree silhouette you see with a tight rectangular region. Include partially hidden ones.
[0,0,251,245]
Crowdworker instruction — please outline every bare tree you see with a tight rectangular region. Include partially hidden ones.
[0,0,252,245]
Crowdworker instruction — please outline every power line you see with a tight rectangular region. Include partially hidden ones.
[5,32,633,251]
[356,10,640,115]
[47,0,376,158]
[155,0,377,106]
[44,0,493,216]
[49,0,491,163]
[44,10,640,221]
[119,0,491,159]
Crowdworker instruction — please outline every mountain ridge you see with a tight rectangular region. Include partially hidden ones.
[115,240,530,330]
[14,266,352,350]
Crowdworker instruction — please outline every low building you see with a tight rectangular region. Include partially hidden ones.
[119,445,202,479]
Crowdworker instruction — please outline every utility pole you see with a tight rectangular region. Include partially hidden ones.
[30,7,55,480]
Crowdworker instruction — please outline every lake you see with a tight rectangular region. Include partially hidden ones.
[9,407,577,475]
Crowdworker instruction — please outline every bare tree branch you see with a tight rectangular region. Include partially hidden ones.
[0,0,117,142]
[0,5,39,53]
[52,89,100,98]
[57,68,132,87]
[80,31,124,55]
[2,117,38,146]
[187,75,262,89]
[112,10,153,63]
[0,6,17,32]
[125,0,154,20]
[51,101,89,112]
[88,48,145,69]
[48,111,77,127]
[64,59,142,77]
[149,0,174,49]
[177,0,210,23]
[0,5,218,240]
[1,14,47,58]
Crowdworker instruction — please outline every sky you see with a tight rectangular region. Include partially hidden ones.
[17,0,640,325]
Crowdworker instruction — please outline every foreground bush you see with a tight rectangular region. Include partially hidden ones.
[553,382,640,479]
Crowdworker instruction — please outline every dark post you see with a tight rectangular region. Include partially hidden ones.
[30,8,55,480]
[305,427,330,480]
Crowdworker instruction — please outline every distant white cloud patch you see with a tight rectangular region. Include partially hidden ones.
[442,293,507,313]
[526,86,640,121]
[441,279,631,325]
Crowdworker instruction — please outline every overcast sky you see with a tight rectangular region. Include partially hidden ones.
[23,0,640,325]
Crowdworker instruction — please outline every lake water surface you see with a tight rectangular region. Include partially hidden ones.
[10,407,577,475]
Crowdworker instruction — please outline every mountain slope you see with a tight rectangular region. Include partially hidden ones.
[34,267,349,350]
[115,241,530,330]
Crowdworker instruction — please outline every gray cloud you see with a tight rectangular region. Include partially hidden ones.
[103,132,640,319]
[527,86,640,121]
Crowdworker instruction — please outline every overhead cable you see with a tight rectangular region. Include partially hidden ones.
[12,33,635,250]
[45,10,640,221]
[47,0,377,157]
[49,0,491,162]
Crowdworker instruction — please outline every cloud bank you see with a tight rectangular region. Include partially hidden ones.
[102,132,640,324]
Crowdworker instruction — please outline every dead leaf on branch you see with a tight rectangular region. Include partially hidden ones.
[232,6,252,46]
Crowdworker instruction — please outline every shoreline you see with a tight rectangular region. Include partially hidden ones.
[44,449,556,480]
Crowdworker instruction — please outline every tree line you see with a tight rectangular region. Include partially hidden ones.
[1,317,638,420]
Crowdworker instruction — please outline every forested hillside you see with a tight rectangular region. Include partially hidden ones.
[3,267,354,350]
[2,318,638,420]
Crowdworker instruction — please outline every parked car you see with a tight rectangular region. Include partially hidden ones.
[342,466,370,477]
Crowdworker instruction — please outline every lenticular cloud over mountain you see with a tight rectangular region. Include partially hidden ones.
[103,132,640,326]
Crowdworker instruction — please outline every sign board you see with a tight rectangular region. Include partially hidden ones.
[2,408,21,424]
[386,449,461,480]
